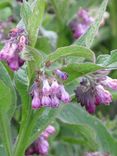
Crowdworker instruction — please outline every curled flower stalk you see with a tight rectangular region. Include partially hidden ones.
[75,70,117,114]
[0,27,28,71]
[25,125,55,156]
[30,69,70,110]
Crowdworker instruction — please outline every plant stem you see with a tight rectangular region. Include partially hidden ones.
[0,114,12,156]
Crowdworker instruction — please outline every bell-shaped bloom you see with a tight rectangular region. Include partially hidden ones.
[35,137,49,156]
[60,85,70,103]
[42,79,51,95]
[32,89,41,109]
[42,125,56,139]
[51,95,60,108]
[100,76,117,90]
[55,69,68,80]
[96,85,112,105]
[41,95,51,107]
[51,80,60,94]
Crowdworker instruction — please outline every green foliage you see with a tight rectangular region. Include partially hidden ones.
[58,104,117,155]
[0,0,117,156]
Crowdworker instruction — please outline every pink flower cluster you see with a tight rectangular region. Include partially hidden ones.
[75,74,117,114]
[69,9,94,39]
[25,125,55,156]
[0,27,27,71]
[30,70,70,109]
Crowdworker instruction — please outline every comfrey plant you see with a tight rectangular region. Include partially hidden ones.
[0,0,117,156]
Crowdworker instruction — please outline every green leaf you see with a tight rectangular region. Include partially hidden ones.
[0,63,16,118]
[0,80,13,156]
[0,0,11,9]
[59,123,98,151]
[97,50,117,69]
[20,0,32,26]
[0,80,11,111]
[58,104,117,155]
[62,63,104,83]
[46,45,95,63]
[28,0,45,46]
[26,46,44,82]
[74,0,108,48]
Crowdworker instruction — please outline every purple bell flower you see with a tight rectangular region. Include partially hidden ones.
[60,85,70,103]
[32,89,41,109]
[41,95,51,107]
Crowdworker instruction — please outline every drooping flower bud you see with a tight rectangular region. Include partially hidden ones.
[51,95,60,108]
[35,137,49,156]
[42,125,56,139]
[25,125,55,156]
[100,76,117,90]
[60,85,70,103]
[51,80,60,94]
[96,85,112,105]
[0,27,27,71]
[54,69,68,80]
[41,95,51,107]
[42,79,51,95]
[32,89,41,109]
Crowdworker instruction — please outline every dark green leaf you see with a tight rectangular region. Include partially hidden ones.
[58,104,117,155]
[46,45,95,63]
[62,63,104,83]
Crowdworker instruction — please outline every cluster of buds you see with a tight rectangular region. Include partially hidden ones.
[69,9,94,39]
[75,70,117,114]
[0,16,15,43]
[84,152,110,156]
[25,125,55,156]
[0,27,28,71]
[30,69,70,109]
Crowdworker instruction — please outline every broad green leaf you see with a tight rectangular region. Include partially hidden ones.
[59,124,98,151]
[0,0,11,9]
[0,63,16,118]
[62,63,104,83]
[0,114,12,156]
[0,80,11,111]
[21,0,45,46]
[97,50,117,69]
[0,80,13,156]
[26,46,43,82]
[46,45,95,63]
[28,0,45,46]
[20,0,32,26]
[58,104,117,155]
[74,0,108,48]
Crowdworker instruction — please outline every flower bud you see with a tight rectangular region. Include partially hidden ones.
[100,76,117,90]
[36,137,49,156]
[42,125,56,139]
[42,79,51,95]
[60,85,70,103]
[51,80,60,94]
[41,95,51,107]
[32,90,41,109]
[51,96,60,108]
[96,85,112,105]
[55,69,68,80]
